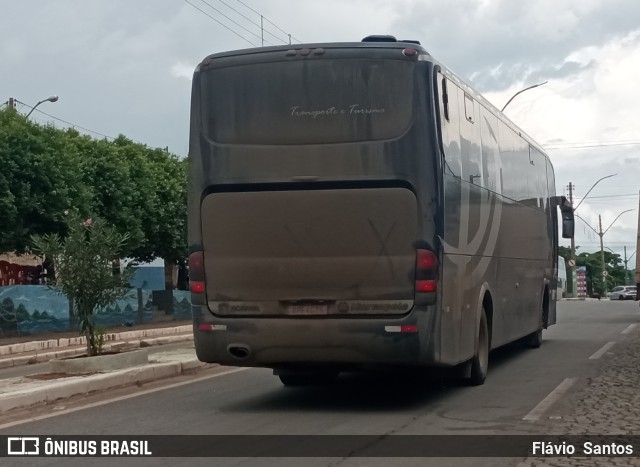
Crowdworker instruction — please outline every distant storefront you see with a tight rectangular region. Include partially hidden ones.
[576,266,587,299]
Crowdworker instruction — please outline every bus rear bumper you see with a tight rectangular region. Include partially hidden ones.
[192,306,439,369]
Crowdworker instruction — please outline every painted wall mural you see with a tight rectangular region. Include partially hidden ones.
[0,285,193,337]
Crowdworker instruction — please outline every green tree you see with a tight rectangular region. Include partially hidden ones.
[144,151,187,288]
[0,108,187,282]
[0,109,91,253]
[558,245,571,262]
[575,249,628,296]
[77,136,187,274]
[32,213,133,356]
[78,137,145,256]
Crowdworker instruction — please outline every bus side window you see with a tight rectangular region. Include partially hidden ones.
[442,78,449,121]
[437,74,462,179]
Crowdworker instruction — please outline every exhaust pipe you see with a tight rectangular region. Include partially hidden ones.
[227,344,251,360]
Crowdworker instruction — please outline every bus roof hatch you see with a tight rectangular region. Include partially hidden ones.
[361,35,421,45]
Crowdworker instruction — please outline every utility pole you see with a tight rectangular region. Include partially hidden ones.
[566,174,617,298]
[636,191,640,300]
[8,97,15,109]
[599,215,606,296]
[577,208,633,297]
[628,249,636,287]
[623,246,629,284]
[568,182,577,298]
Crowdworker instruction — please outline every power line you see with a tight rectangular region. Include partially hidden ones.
[184,0,258,47]
[574,193,638,200]
[233,0,302,43]
[14,100,116,140]
[184,0,301,47]
[579,200,638,205]
[13,100,174,153]
[195,0,276,46]
[571,242,636,246]
[212,0,291,44]
[545,140,640,150]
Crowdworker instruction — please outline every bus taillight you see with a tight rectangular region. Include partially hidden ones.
[189,251,205,294]
[415,249,437,304]
[416,280,437,293]
[416,249,437,270]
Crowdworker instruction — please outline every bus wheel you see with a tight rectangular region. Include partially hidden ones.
[468,309,489,386]
[524,328,543,348]
[524,291,546,348]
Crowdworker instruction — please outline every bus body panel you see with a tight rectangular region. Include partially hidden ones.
[188,41,560,374]
[193,307,439,368]
[200,187,418,314]
[437,70,556,353]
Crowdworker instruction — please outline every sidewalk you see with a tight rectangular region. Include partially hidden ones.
[517,328,640,466]
[0,325,216,414]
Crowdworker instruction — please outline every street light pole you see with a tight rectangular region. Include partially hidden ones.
[636,191,640,300]
[501,81,548,112]
[25,95,59,118]
[599,215,606,295]
[624,246,636,285]
[1,97,16,109]
[598,209,634,295]
[567,174,617,297]
[576,209,633,297]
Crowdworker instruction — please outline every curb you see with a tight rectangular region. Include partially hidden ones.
[0,359,213,413]
[0,333,194,369]
[0,347,87,369]
[0,325,192,356]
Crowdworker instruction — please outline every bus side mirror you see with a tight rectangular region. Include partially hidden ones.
[560,197,574,239]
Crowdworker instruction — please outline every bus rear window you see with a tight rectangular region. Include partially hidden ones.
[200,59,415,145]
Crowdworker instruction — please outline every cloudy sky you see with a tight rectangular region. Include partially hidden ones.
[1,0,639,261]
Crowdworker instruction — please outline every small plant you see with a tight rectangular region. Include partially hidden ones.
[32,212,133,356]
[94,325,107,355]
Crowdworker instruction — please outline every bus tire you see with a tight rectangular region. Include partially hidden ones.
[524,289,547,349]
[467,308,489,386]
[524,328,543,349]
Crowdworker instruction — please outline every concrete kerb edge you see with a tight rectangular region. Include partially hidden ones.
[0,349,87,369]
[0,325,193,355]
[0,335,193,369]
[0,360,201,413]
[0,325,193,356]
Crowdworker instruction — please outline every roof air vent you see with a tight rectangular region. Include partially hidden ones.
[400,39,421,45]
[361,35,397,43]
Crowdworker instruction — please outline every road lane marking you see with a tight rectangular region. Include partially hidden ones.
[0,367,250,430]
[523,378,577,421]
[589,342,616,360]
[621,324,638,335]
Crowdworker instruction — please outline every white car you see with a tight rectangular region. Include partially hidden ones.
[608,286,637,301]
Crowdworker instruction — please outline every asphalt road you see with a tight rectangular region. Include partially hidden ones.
[1,299,638,467]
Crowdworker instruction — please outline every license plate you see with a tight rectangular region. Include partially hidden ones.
[287,304,329,315]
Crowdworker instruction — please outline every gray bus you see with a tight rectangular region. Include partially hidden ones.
[188,36,574,386]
